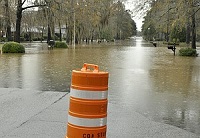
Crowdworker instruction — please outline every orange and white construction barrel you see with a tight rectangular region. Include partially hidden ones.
[66,63,109,138]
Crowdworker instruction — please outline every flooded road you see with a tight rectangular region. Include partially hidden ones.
[0,37,200,135]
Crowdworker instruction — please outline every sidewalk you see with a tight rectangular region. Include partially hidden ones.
[0,88,68,138]
[0,88,199,138]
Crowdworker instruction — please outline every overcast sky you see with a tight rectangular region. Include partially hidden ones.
[124,0,144,31]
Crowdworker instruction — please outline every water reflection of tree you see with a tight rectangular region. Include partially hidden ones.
[149,57,200,134]
[0,55,22,88]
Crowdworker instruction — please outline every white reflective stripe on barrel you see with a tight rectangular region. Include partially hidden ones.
[68,115,107,127]
[70,88,108,100]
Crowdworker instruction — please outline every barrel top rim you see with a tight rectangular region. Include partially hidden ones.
[72,70,109,74]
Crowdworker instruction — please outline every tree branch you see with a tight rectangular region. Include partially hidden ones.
[22,4,47,11]
[159,7,176,20]
[192,8,200,16]
[22,0,27,5]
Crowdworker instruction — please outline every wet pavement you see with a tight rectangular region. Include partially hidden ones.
[0,88,199,138]
[0,88,68,138]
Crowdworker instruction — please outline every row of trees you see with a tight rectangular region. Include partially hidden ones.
[0,0,137,44]
[141,0,200,49]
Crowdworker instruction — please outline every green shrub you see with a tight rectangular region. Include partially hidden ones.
[55,41,68,48]
[179,48,198,57]
[2,42,25,53]
[163,41,179,45]
[0,37,7,42]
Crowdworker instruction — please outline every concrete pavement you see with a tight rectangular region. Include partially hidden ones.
[0,88,68,138]
[0,88,199,138]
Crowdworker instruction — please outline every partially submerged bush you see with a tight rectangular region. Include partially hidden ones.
[2,42,25,53]
[179,48,198,57]
[55,41,68,48]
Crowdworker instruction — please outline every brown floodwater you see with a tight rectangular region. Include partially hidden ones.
[0,37,200,135]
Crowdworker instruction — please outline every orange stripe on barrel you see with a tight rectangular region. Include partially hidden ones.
[71,70,108,91]
[69,97,107,117]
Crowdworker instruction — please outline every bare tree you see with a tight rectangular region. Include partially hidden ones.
[14,0,46,43]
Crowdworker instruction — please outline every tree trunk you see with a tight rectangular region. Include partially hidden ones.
[14,3,22,43]
[186,22,190,45]
[6,25,12,41]
[29,32,32,42]
[41,26,44,42]
[86,37,88,44]
[4,0,12,41]
[91,36,93,43]
[50,20,55,40]
[59,21,62,41]
[191,9,196,49]
[47,24,52,43]
[65,22,70,43]
[185,0,190,45]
